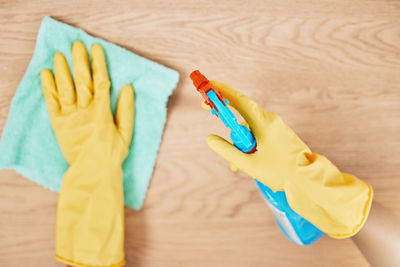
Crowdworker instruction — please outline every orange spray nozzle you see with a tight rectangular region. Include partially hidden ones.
[190,70,226,112]
[190,70,209,90]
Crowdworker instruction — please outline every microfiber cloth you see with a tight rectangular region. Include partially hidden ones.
[0,17,179,209]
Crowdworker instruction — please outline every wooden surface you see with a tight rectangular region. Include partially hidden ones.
[1,0,399,266]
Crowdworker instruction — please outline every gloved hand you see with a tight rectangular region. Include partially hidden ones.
[41,41,134,267]
[206,81,373,238]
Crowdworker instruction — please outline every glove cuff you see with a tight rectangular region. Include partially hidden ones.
[286,153,373,238]
[55,160,125,266]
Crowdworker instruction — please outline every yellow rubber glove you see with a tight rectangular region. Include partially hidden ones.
[206,81,373,239]
[41,41,134,267]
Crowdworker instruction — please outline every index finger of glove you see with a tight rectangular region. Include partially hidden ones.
[210,80,264,137]
[91,44,111,100]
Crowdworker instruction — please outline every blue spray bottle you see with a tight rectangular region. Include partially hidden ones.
[190,70,324,246]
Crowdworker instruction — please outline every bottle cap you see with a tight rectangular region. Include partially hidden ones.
[190,70,208,89]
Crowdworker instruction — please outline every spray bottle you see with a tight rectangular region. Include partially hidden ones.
[190,70,324,245]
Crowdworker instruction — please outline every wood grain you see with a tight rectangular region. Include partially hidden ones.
[0,0,399,266]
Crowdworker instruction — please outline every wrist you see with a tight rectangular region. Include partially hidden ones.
[62,153,123,189]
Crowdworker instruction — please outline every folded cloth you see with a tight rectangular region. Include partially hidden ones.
[0,16,179,209]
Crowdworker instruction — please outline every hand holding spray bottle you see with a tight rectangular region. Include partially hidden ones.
[190,70,324,246]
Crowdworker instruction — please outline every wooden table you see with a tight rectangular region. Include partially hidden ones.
[1,0,399,266]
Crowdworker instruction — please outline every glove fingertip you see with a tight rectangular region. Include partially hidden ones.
[230,163,239,172]
[90,43,103,55]
[120,84,135,114]
[41,69,52,83]
[41,69,61,116]
[201,101,211,111]
[116,84,135,145]
[72,40,85,51]
[122,84,134,98]
[206,134,225,149]
[206,134,247,166]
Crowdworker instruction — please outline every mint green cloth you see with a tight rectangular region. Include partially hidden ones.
[0,17,179,209]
